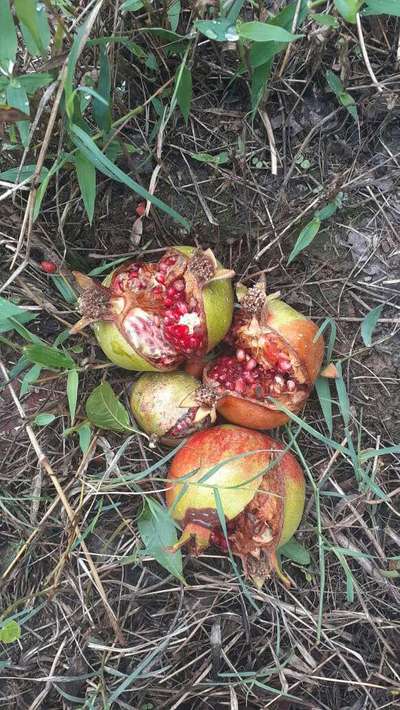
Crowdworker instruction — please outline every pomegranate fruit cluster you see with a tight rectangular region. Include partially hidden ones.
[166,425,305,587]
[71,246,234,371]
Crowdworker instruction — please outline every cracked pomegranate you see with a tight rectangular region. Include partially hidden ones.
[203,282,324,429]
[166,425,305,587]
[130,371,218,446]
[71,246,234,371]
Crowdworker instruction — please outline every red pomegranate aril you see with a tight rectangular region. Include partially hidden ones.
[156,273,165,284]
[274,375,284,388]
[164,297,174,307]
[158,261,169,272]
[286,380,296,392]
[278,358,291,373]
[188,335,199,348]
[246,358,257,371]
[173,279,185,292]
[167,287,177,298]
[236,349,246,362]
[176,302,188,315]
[235,380,245,394]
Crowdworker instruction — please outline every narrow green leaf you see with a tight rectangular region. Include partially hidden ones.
[339,91,358,121]
[168,0,181,32]
[238,22,302,43]
[0,312,36,334]
[85,382,131,432]
[226,0,246,23]
[334,362,350,428]
[315,377,333,436]
[315,201,337,221]
[20,364,42,396]
[361,304,383,347]
[65,1,103,119]
[78,422,92,454]
[15,0,51,56]
[364,0,400,15]
[0,620,21,644]
[175,64,192,125]
[34,413,56,426]
[70,123,189,228]
[190,151,230,165]
[24,344,75,370]
[67,369,79,425]
[0,296,33,322]
[0,165,48,183]
[139,498,184,582]
[325,69,344,97]
[287,218,321,264]
[93,46,111,131]
[0,0,17,65]
[50,274,77,304]
[33,154,69,221]
[74,150,96,224]
[279,539,311,565]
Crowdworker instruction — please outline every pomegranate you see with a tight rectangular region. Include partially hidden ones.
[203,281,324,429]
[130,371,218,446]
[166,425,306,587]
[71,246,234,371]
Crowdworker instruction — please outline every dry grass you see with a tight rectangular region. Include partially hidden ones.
[1,2,400,708]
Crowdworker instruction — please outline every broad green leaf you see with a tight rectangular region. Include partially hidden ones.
[0,297,32,321]
[93,46,111,131]
[0,165,48,183]
[175,64,191,125]
[78,422,92,454]
[315,376,333,436]
[5,83,30,146]
[191,151,230,165]
[279,539,311,565]
[251,60,272,112]
[34,413,56,426]
[334,0,363,23]
[24,344,76,370]
[311,13,339,27]
[364,0,400,15]
[238,22,302,43]
[326,70,357,121]
[70,124,189,228]
[361,304,383,347]
[15,0,51,56]
[138,498,184,582]
[195,18,237,42]
[18,72,53,94]
[20,364,41,396]
[168,0,181,32]
[249,41,284,68]
[0,312,36,334]
[0,0,17,65]
[287,218,321,264]
[121,0,143,10]
[67,369,79,425]
[74,150,96,224]
[85,382,130,432]
[0,620,21,643]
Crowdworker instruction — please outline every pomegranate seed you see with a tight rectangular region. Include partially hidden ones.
[244,371,254,383]
[274,375,284,388]
[136,202,146,216]
[287,380,296,392]
[236,349,246,362]
[172,324,189,337]
[234,380,245,394]
[164,297,174,307]
[176,301,188,315]
[166,255,177,265]
[156,273,165,284]
[167,287,178,298]
[278,358,291,373]
[245,358,257,371]
[40,260,57,274]
[188,336,198,348]
[173,279,185,292]
[158,261,169,272]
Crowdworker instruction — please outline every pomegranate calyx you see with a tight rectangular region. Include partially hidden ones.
[237,280,266,317]
[188,248,234,287]
[70,274,116,334]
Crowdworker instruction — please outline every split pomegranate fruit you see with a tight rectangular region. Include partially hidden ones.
[71,246,234,371]
[130,371,218,446]
[203,282,324,429]
[166,425,305,587]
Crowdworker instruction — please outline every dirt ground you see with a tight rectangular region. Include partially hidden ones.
[1,3,400,709]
